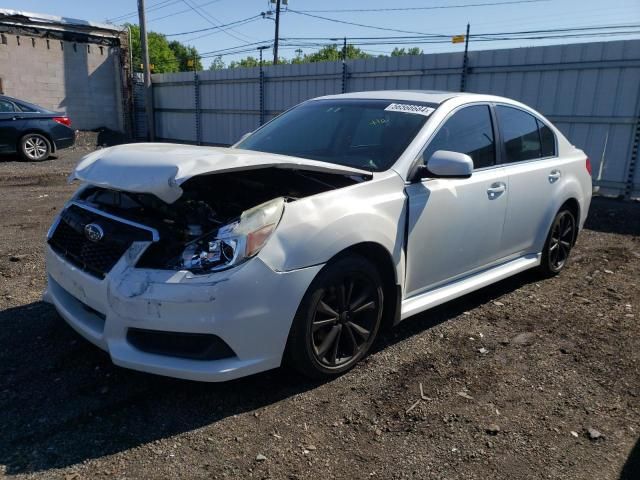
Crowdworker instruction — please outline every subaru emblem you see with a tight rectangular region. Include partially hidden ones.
[84,223,104,242]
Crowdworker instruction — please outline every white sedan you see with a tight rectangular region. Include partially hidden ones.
[44,91,592,381]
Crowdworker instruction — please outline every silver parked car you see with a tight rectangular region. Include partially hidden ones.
[44,91,592,381]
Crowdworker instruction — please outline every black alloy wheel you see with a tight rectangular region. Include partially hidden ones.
[540,208,576,275]
[286,255,384,379]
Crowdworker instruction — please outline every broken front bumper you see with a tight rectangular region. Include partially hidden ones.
[44,245,322,381]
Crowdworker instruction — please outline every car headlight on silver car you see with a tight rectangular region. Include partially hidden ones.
[181,197,285,273]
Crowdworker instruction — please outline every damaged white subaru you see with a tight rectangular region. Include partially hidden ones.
[44,91,592,381]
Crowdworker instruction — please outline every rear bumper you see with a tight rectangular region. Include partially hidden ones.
[52,129,76,151]
[44,245,322,381]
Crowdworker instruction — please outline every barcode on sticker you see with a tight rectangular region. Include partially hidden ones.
[384,103,435,116]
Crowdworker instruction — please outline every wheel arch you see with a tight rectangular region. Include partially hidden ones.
[17,129,56,153]
[534,182,584,252]
[559,198,580,244]
[328,241,401,330]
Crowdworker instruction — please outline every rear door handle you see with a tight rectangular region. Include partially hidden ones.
[487,182,506,200]
[548,169,561,183]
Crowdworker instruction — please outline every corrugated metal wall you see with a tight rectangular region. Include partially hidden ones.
[150,39,640,197]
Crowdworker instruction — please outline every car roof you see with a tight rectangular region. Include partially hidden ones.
[0,94,27,105]
[315,90,469,104]
[313,90,521,106]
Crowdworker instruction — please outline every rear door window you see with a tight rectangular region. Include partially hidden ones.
[0,100,15,112]
[496,105,544,163]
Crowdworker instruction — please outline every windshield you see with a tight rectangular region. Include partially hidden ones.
[236,99,436,172]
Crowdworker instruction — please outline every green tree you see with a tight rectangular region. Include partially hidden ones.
[228,56,286,68]
[302,44,371,63]
[391,47,423,56]
[168,40,203,71]
[228,44,371,69]
[229,56,261,68]
[208,56,226,70]
[127,24,201,73]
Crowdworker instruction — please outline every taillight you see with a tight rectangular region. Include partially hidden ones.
[53,116,72,127]
[585,157,592,176]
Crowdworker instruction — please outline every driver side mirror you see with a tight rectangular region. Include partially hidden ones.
[411,150,473,181]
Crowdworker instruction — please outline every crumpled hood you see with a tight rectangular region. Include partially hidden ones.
[71,143,372,203]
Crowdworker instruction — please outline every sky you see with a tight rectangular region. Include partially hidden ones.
[4,0,640,68]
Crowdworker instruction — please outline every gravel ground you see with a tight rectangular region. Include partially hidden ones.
[0,146,638,480]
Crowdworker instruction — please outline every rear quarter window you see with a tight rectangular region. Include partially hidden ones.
[16,102,39,113]
[537,119,556,157]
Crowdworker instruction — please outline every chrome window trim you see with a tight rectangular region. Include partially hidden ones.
[70,201,160,242]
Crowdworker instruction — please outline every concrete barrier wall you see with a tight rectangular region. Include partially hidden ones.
[0,33,124,132]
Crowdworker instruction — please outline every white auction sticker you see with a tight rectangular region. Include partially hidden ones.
[384,103,435,116]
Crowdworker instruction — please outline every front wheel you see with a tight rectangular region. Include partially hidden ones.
[20,133,51,161]
[285,255,384,380]
[539,208,576,276]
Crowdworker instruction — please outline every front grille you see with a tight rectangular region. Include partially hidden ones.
[48,204,154,278]
[127,328,236,361]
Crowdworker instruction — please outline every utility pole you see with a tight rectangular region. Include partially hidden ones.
[459,23,471,92]
[341,37,347,93]
[258,45,269,125]
[137,0,154,141]
[273,0,281,64]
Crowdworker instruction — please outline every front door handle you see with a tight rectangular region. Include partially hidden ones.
[487,182,506,200]
[548,169,561,183]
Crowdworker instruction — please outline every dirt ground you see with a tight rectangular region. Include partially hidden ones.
[0,146,638,480]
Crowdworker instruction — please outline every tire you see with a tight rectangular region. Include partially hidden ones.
[285,255,384,380]
[539,208,577,276]
[19,133,51,161]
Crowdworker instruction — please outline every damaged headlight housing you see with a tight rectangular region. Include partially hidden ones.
[181,197,285,273]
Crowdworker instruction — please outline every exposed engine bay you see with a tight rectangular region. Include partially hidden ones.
[77,168,366,273]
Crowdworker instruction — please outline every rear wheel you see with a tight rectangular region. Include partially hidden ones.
[539,208,576,276]
[20,133,51,161]
[286,255,384,380]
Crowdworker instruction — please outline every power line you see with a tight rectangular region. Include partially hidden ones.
[148,0,225,23]
[164,15,262,36]
[138,22,640,70]
[296,0,550,14]
[280,24,640,43]
[180,0,254,43]
[196,27,640,58]
[183,17,262,42]
[107,0,181,23]
[278,31,640,49]
[107,0,227,24]
[286,9,451,37]
[287,9,640,40]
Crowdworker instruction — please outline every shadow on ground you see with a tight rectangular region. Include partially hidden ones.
[620,436,640,480]
[0,267,537,475]
[585,197,640,236]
